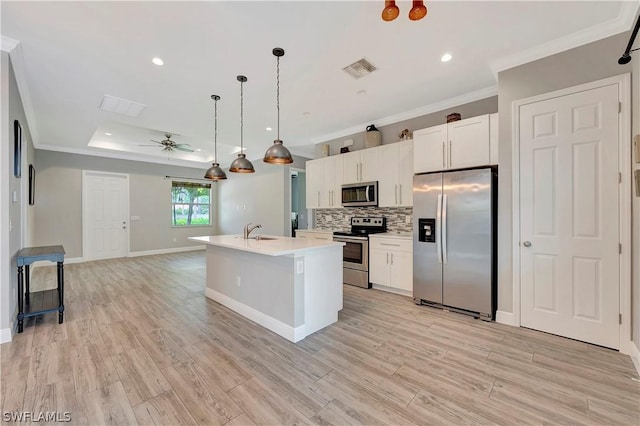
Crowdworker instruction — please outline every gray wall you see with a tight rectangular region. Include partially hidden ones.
[1,52,36,332]
[217,155,308,237]
[315,96,498,157]
[497,31,634,316]
[291,171,309,231]
[34,150,217,258]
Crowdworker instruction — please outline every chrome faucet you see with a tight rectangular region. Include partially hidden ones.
[243,223,262,239]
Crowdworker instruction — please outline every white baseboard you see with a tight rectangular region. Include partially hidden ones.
[0,327,12,344]
[496,310,515,326]
[630,341,640,377]
[205,287,305,343]
[128,245,205,257]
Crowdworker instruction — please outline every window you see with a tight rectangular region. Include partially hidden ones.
[171,181,211,226]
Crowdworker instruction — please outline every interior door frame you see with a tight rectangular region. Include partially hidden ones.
[511,74,631,354]
[82,170,130,260]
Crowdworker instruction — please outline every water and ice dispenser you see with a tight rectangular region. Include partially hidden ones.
[418,218,436,243]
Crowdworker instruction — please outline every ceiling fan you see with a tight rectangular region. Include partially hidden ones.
[139,133,194,152]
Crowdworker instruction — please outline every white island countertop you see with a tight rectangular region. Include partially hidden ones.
[190,235,344,257]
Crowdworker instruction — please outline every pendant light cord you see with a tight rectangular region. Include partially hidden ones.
[214,97,218,162]
[276,55,280,142]
[240,79,244,154]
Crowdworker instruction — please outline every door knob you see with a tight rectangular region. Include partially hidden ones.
[523,241,532,247]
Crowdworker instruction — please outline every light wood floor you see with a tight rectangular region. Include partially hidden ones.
[1,251,639,425]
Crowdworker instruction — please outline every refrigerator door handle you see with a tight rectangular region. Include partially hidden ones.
[442,194,448,264]
[436,194,443,263]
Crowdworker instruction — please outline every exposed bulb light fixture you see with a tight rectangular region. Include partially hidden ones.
[382,0,427,22]
[152,57,164,66]
[204,95,227,181]
[441,53,452,62]
[381,0,399,21]
[263,47,294,165]
[409,0,427,20]
[229,75,255,173]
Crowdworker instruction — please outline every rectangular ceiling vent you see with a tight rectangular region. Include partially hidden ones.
[99,95,147,117]
[342,58,377,79]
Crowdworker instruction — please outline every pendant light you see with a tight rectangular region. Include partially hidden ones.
[381,1,399,21]
[204,95,227,180]
[408,0,427,21]
[263,47,293,165]
[229,75,255,173]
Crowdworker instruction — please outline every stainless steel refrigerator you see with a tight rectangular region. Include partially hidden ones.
[413,167,497,320]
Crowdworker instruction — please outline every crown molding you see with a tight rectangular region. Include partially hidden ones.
[36,143,212,170]
[310,85,498,145]
[490,1,640,76]
[1,36,19,52]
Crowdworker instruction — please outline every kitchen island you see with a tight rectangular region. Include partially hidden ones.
[189,235,344,343]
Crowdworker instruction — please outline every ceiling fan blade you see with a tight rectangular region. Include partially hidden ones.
[138,144,159,147]
[149,140,164,144]
[175,146,195,152]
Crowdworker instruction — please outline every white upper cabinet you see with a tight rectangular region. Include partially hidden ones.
[305,156,343,209]
[413,114,497,174]
[378,140,413,207]
[305,159,322,209]
[413,124,447,174]
[343,150,379,184]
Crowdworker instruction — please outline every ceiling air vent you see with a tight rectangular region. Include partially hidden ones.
[342,58,377,79]
[99,95,147,117]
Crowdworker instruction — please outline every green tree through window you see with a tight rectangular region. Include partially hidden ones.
[171,181,211,226]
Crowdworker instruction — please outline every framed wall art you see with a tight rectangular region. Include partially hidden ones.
[29,164,35,205]
[14,120,22,178]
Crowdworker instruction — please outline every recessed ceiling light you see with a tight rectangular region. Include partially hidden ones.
[357,90,367,95]
[441,53,452,62]
[152,57,164,66]
[266,127,272,131]
[104,132,112,136]
[196,148,202,152]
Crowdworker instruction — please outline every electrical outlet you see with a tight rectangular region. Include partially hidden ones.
[297,260,304,274]
[172,237,177,243]
[405,215,410,224]
[236,276,241,287]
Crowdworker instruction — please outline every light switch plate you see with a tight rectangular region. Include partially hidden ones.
[635,134,640,163]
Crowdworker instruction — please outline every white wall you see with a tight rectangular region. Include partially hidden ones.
[217,156,308,237]
[1,51,36,339]
[34,150,217,258]
[632,55,640,351]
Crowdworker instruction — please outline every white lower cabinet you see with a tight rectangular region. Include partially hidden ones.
[369,236,412,293]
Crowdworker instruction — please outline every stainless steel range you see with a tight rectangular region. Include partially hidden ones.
[333,217,387,288]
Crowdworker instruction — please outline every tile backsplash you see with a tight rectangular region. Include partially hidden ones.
[314,207,413,233]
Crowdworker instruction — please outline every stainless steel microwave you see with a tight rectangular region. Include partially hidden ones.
[341,181,378,207]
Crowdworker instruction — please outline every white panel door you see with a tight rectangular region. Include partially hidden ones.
[84,172,128,260]
[519,84,620,349]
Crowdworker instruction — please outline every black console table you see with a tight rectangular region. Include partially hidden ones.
[16,245,65,333]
